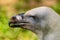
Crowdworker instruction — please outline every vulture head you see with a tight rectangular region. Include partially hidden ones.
[9,6,60,40]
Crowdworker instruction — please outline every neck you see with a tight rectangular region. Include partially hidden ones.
[34,30,44,40]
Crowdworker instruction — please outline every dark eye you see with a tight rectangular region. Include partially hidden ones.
[29,16,39,22]
[29,16,35,19]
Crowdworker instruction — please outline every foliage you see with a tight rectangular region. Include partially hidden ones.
[52,4,60,14]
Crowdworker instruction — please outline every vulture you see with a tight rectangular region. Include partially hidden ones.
[9,6,60,40]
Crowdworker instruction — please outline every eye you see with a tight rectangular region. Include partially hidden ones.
[29,16,36,19]
[28,16,39,22]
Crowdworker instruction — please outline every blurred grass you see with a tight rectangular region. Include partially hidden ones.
[51,3,60,14]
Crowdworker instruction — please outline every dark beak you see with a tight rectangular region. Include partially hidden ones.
[9,16,21,27]
[9,21,28,27]
[9,13,28,27]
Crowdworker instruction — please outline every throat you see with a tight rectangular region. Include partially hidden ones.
[34,30,44,40]
[34,30,48,40]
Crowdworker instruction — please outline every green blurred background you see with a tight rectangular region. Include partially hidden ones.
[0,0,60,40]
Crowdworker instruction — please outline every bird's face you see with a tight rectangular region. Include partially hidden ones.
[9,13,40,32]
[9,9,48,32]
[9,13,26,27]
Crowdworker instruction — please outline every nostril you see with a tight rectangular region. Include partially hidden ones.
[10,16,17,22]
[12,16,16,20]
[22,16,24,19]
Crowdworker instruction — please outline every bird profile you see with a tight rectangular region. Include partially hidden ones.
[9,6,60,40]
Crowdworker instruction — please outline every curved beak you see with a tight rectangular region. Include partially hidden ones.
[9,13,28,27]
